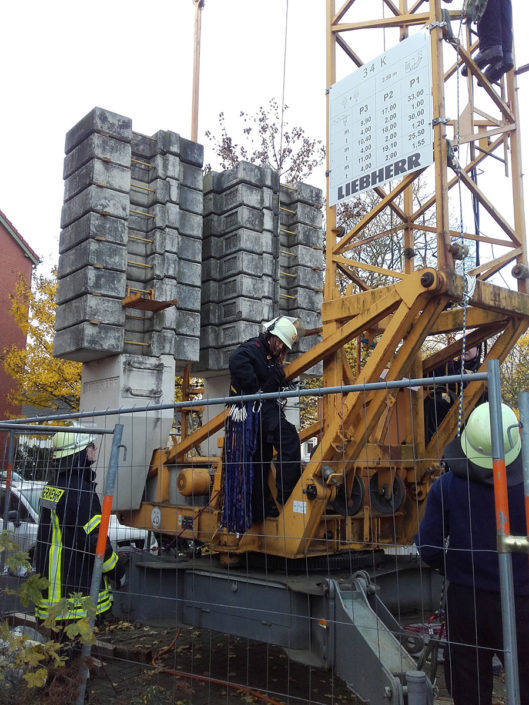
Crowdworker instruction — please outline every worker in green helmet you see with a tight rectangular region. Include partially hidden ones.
[416,402,529,705]
[34,429,125,625]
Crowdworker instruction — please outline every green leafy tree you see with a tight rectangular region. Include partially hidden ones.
[0,532,96,705]
[500,333,529,411]
[1,270,81,413]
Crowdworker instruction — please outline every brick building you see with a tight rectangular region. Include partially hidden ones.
[0,210,40,420]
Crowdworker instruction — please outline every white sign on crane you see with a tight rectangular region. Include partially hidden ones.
[329,30,433,206]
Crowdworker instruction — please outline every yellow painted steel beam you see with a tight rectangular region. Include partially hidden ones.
[412,134,505,221]
[333,14,430,32]
[268,293,449,557]
[414,224,516,249]
[426,319,528,459]
[457,169,519,245]
[423,323,505,375]
[430,307,508,335]
[333,170,426,255]
[471,248,522,280]
[333,255,405,281]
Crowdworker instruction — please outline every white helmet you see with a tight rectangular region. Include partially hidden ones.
[264,316,300,350]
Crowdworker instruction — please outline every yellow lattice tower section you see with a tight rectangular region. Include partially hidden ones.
[313,0,529,482]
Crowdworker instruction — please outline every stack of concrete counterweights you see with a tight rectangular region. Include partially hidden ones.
[197,163,323,373]
[54,107,323,376]
[54,107,204,364]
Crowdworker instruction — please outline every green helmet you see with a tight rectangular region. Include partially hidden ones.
[461,402,521,470]
[52,430,94,459]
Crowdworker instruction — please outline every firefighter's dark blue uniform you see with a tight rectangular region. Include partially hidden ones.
[34,449,119,621]
[416,436,529,705]
[229,334,301,520]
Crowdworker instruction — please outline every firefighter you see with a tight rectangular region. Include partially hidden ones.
[34,430,124,623]
[416,402,529,705]
[228,316,302,521]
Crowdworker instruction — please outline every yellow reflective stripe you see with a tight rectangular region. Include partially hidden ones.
[35,590,113,620]
[40,486,65,502]
[102,551,118,572]
[48,511,62,603]
[84,514,101,534]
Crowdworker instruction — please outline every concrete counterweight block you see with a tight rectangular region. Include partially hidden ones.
[279,243,324,270]
[59,213,129,253]
[289,309,321,331]
[196,346,238,373]
[55,295,125,331]
[201,298,274,326]
[280,222,323,248]
[280,266,323,291]
[53,322,124,361]
[202,228,275,259]
[281,287,323,313]
[180,162,203,191]
[176,283,201,312]
[210,161,278,191]
[56,266,127,305]
[176,259,201,286]
[179,185,203,215]
[64,159,131,202]
[58,239,127,278]
[153,308,200,336]
[178,210,203,238]
[203,252,275,281]
[151,279,179,305]
[280,182,323,208]
[64,134,132,180]
[61,185,129,229]
[65,107,132,154]
[176,235,202,263]
[282,202,323,229]
[203,182,274,215]
[201,275,275,304]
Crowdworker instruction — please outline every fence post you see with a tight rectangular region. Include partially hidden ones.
[76,423,123,705]
[1,431,16,575]
[487,359,520,705]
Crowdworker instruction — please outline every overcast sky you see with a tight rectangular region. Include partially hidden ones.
[1,1,528,270]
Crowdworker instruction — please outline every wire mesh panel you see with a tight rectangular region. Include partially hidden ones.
[1,368,524,705]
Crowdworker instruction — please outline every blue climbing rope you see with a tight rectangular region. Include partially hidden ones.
[220,402,260,534]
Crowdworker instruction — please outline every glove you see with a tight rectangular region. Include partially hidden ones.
[110,555,128,590]
[227,403,247,423]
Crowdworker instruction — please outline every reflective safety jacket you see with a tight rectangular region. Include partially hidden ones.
[34,469,118,620]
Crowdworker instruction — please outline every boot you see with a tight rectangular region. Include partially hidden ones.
[461,45,502,77]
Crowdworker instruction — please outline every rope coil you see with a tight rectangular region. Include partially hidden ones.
[220,402,260,534]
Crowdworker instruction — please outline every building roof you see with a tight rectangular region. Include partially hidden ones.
[0,209,40,266]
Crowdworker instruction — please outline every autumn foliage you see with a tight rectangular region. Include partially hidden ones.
[1,271,81,413]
